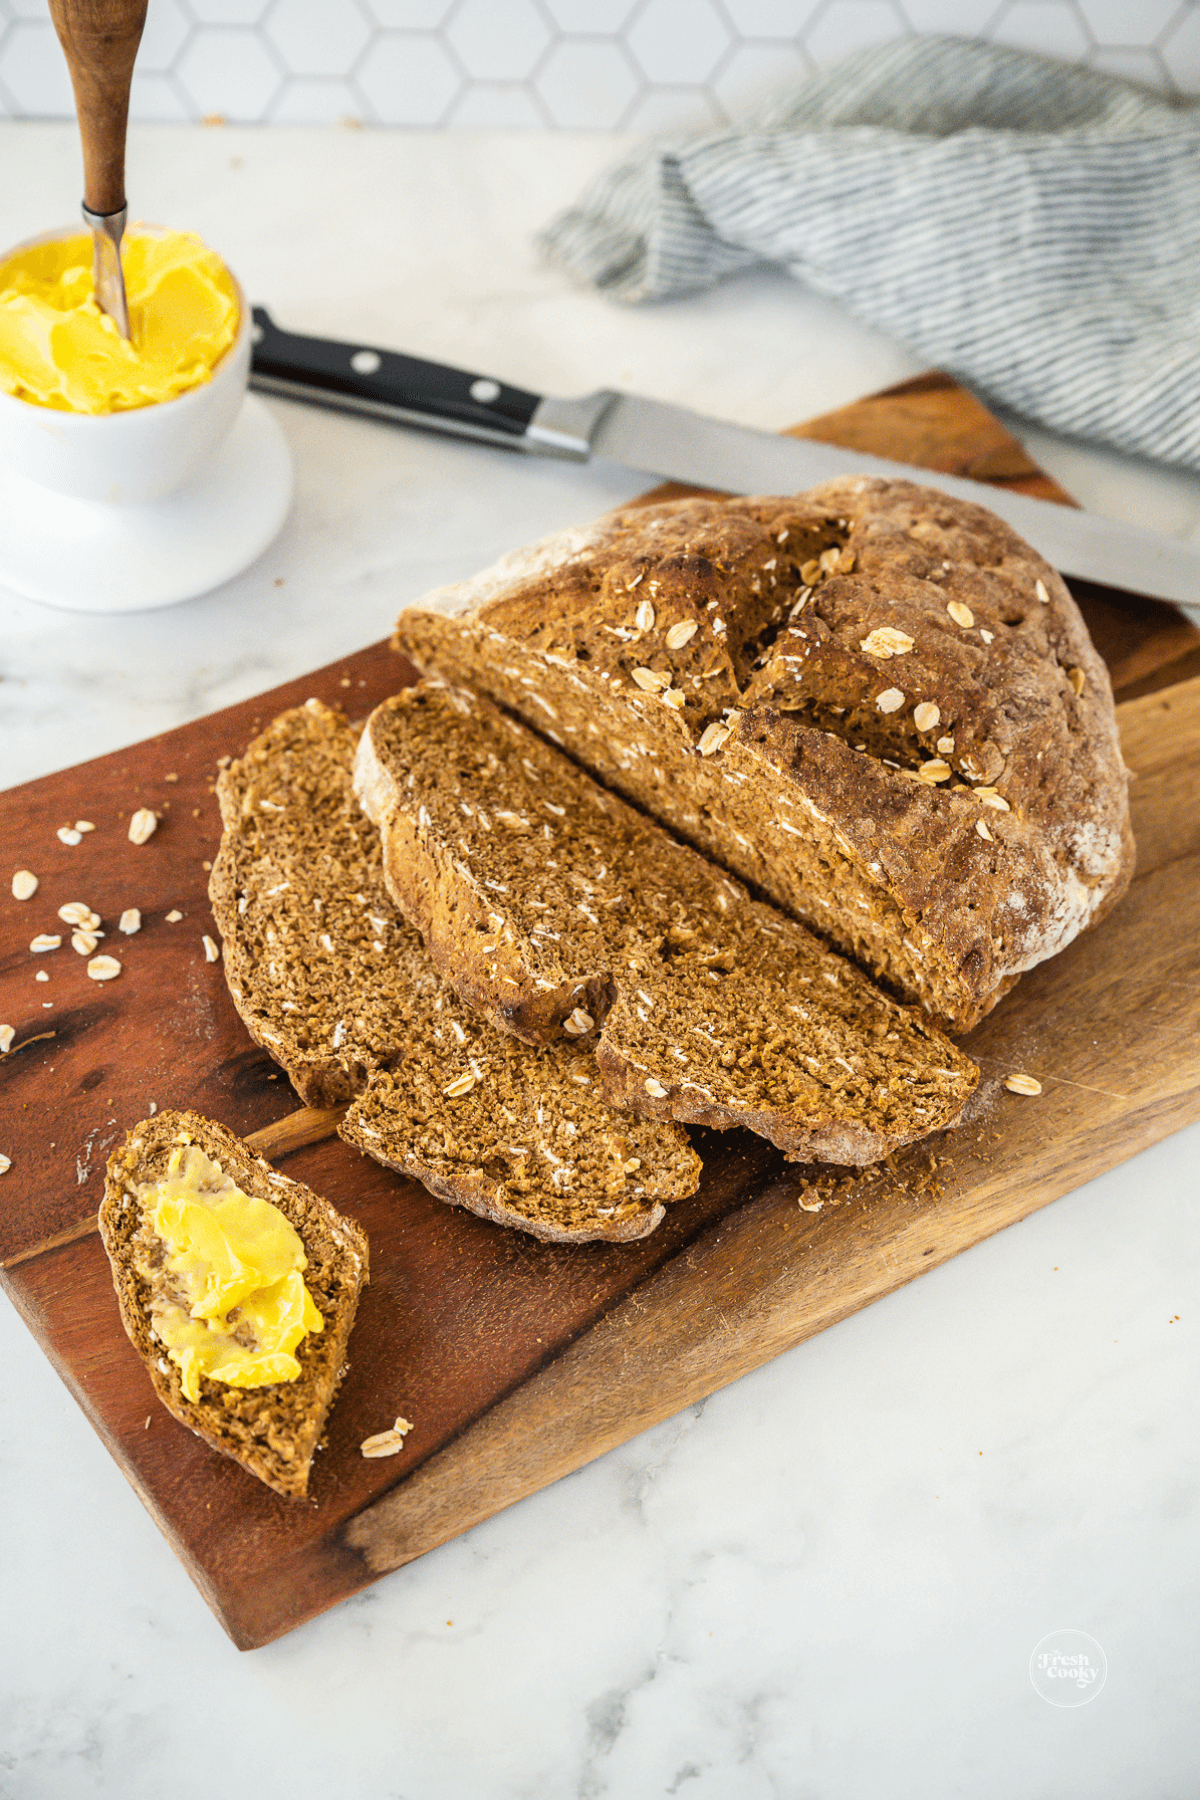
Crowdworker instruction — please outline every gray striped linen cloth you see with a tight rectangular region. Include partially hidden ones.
[539,36,1200,475]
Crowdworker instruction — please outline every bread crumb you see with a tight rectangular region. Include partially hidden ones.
[57,827,82,846]
[0,1025,13,1054]
[119,909,141,935]
[35,970,49,983]
[165,909,183,923]
[75,820,95,834]
[12,870,38,900]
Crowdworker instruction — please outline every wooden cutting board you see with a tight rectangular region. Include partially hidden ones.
[4,372,1199,1650]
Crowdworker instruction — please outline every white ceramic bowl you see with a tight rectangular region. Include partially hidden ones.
[0,224,251,504]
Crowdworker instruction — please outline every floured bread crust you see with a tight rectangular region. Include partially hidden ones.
[393,478,1134,1031]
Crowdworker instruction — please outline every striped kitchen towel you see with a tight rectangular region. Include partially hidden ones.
[539,36,1200,474]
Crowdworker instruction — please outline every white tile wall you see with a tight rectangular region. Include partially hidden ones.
[0,0,1196,125]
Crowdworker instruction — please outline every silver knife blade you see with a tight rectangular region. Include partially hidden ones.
[531,389,1200,621]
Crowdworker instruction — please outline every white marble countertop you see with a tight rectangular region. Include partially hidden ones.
[2,123,1198,1799]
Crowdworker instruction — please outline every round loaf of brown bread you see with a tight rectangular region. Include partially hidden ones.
[393,477,1135,1031]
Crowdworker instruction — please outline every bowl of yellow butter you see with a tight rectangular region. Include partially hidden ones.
[0,223,249,503]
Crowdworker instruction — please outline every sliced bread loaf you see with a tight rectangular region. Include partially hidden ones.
[99,1109,368,1500]
[392,478,1134,1031]
[354,681,978,1166]
[208,700,700,1242]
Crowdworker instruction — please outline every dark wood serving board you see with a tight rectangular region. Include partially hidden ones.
[3,373,1199,1649]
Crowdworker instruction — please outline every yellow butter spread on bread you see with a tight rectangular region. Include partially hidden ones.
[0,229,238,413]
[136,1143,322,1404]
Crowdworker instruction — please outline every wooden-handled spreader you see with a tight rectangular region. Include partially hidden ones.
[47,0,148,338]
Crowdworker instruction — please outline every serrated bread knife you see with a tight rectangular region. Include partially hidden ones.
[249,307,1200,621]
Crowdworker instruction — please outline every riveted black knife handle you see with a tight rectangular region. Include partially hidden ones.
[248,306,541,447]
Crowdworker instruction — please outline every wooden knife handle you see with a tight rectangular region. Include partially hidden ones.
[47,0,148,216]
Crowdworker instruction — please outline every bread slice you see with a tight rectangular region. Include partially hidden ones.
[98,1109,368,1500]
[354,681,979,1166]
[391,478,1134,1031]
[208,700,699,1242]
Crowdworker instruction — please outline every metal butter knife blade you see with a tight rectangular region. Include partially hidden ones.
[249,308,1200,620]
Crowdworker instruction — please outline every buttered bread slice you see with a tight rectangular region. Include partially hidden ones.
[99,1110,368,1500]
[354,682,978,1166]
[208,700,699,1242]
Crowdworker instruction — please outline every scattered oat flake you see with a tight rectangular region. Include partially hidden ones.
[662,687,687,710]
[72,930,100,955]
[563,1007,594,1037]
[57,828,82,846]
[631,666,668,692]
[975,818,993,841]
[75,820,95,834]
[666,619,698,650]
[128,808,158,845]
[59,902,100,929]
[1004,1072,1042,1096]
[1035,579,1049,604]
[35,970,49,983]
[876,688,905,714]
[361,1416,413,1459]
[947,601,974,629]
[919,760,951,783]
[202,935,219,963]
[119,908,141,934]
[0,1025,13,1054]
[913,701,941,732]
[861,627,914,659]
[936,735,955,756]
[635,599,655,632]
[11,870,38,900]
[443,1072,477,1098]
[87,955,121,981]
[30,934,61,953]
[698,721,731,757]
[165,909,183,923]
[0,1154,10,1175]
[645,1078,668,1098]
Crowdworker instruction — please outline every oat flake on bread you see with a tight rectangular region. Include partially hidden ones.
[392,478,1134,1033]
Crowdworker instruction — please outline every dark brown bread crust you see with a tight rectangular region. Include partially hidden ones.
[355,682,979,1167]
[392,478,1134,1031]
[208,701,700,1242]
[98,1110,368,1500]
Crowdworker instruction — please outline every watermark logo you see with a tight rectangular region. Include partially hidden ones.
[1029,1630,1107,1706]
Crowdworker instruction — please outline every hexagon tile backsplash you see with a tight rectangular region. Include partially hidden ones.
[0,0,1196,125]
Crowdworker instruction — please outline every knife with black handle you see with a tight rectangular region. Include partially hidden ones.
[249,306,1200,618]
